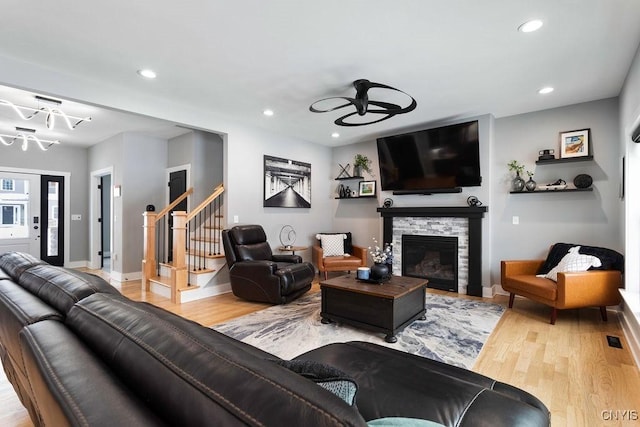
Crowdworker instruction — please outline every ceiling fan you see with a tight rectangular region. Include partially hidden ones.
[309,79,417,127]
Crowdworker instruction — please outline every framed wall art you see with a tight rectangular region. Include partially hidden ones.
[358,180,376,197]
[559,128,590,159]
[263,155,311,208]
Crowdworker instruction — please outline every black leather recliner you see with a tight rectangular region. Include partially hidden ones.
[222,224,314,304]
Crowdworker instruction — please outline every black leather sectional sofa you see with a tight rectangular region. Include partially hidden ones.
[0,251,550,426]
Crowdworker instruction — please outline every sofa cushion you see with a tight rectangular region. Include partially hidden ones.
[272,359,358,405]
[317,233,347,257]
[66,293,367,426]
[18,265,120,314]
[544,246,602,282]
[317,232,354,254]
[503,275,557,302]
[537,243,624,275]
[0,279,63,377]
[295,341,550,427]
[19,320,164,426]
[0,252,45,281]
[367,418,446,427]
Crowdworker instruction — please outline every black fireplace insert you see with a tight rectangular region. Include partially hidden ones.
[402,235,458,292]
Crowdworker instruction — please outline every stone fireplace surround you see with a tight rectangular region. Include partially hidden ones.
[377,206,488,296]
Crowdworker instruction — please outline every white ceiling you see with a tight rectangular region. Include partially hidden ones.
[0,0,639,148]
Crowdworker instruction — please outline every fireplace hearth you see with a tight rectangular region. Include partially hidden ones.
[402,235,458,292]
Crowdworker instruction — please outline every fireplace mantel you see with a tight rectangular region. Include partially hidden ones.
[376,206,488,219]
[377,206,488,296]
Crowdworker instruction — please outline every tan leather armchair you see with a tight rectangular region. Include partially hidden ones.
[501,258,622,324]
[312,232,367,279]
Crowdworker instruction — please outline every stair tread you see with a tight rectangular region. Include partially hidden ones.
[178,285,201,292]
[188,267,216,274]
[149,275,171,286]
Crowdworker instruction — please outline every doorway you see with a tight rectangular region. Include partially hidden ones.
[167,167,188,262]
[100,175,112,271]
[90,167,114,271]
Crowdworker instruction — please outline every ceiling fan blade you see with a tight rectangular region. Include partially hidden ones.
[309,97,356,113]
[367,100,402,110]
[334,110,398,127]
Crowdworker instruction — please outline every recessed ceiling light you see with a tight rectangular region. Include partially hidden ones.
[137,69,157,79]
[518,19,543,33]
[331,132,340,138]
[538,87,554,94]
[263,109,274,116]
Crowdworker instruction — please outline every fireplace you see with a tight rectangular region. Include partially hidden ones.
[402,235,458,292]
[377,206,488,296]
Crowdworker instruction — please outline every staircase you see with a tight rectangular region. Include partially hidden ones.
[142,184,228,303]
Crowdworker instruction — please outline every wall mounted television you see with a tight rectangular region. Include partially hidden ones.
[376,120,481,195]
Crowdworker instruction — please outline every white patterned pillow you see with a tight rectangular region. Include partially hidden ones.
[316,233,346,257]
[545,246,602,282]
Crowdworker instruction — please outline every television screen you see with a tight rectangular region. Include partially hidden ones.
[376,120,481,194]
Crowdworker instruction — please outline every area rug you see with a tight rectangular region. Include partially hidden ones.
[213,292,504,369]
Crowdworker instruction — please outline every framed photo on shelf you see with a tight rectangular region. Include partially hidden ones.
[559,128,590,159]
[358,180,376,197]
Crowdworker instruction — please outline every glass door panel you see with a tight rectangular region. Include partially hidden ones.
[0,172,40,257]
[41,175,64,266]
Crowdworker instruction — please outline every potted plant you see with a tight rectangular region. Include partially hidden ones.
[353,154,372,177]
[507,160,525,192]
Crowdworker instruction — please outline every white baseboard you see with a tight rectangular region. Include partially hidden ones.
[620,290,640,369]
[482,284,509,298]
[66,260,89,268]
[110,271,142,283]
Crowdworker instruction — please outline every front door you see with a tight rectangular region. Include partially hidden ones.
[0,172,41,257]
[40,175,64,266]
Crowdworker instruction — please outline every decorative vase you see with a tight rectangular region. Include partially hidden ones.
[525,177,537,192]
[353,165,362,177]
[370,263,389,281]
[512,172,525,192]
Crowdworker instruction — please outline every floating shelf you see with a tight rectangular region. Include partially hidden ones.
[509,187,593,194]
[535,155,593,165]
[335,195,377,199]
[335,176,364,180]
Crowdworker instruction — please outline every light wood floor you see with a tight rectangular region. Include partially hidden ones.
[1,270,639,426]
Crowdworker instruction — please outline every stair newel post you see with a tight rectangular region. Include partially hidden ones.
[171,210,188,303]
[142,212,157,291]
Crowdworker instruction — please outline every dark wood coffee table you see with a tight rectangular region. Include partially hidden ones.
[319,274,428,343]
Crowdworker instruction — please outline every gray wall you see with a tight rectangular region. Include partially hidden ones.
[168,130,224,206]
[0,145,89,263]
[491,97,622,286]
[224,124,333,263]
[122,133,167,273]
[89,132,167,275]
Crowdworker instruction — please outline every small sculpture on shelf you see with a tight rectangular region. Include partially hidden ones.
[525,170,537,192]
[337,163,351,179]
